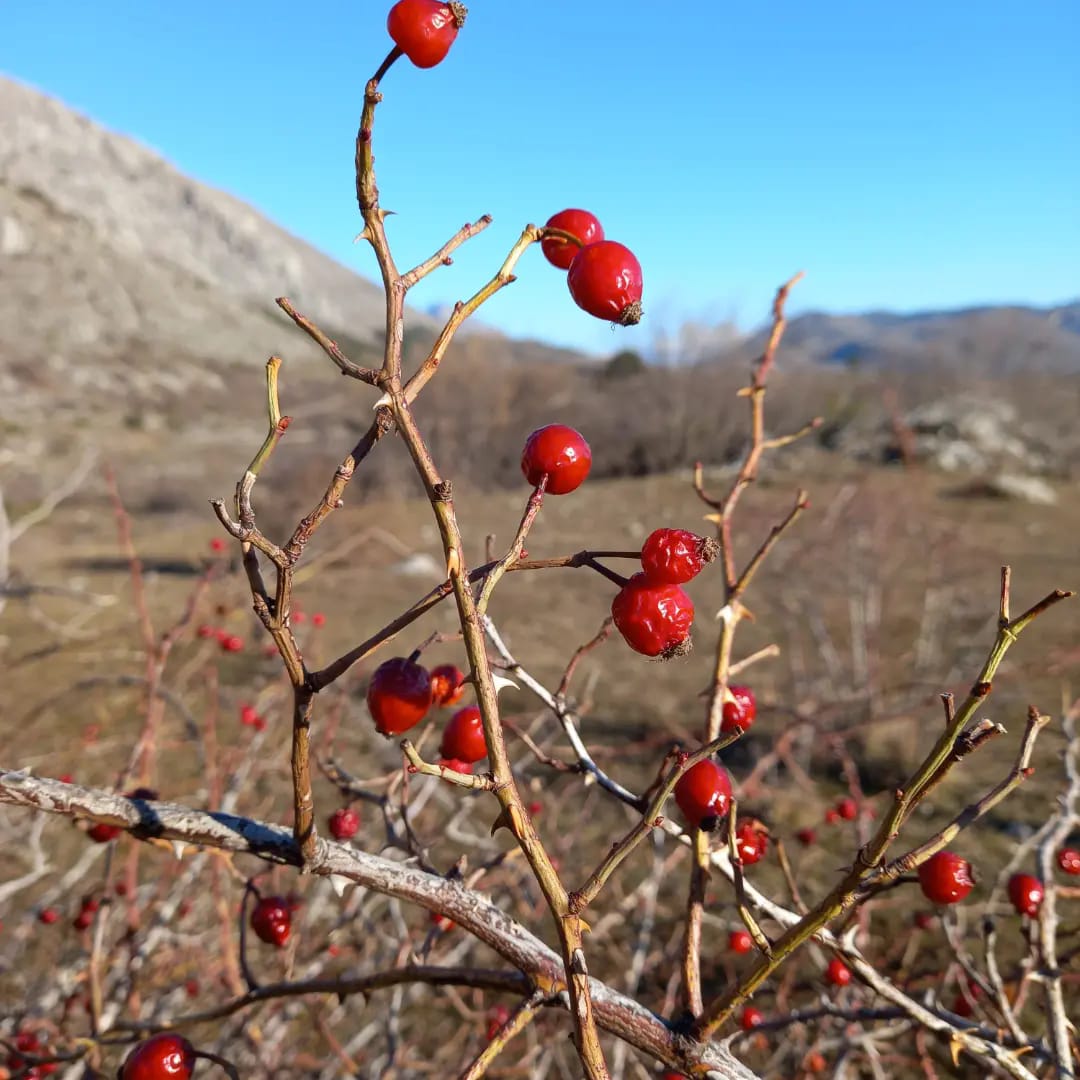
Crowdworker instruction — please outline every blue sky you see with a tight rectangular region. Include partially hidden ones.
[3,1,1077,355]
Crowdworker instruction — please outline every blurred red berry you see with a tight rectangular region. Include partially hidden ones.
[240,703,259,726]
[567,240,643,325]
[914,911,935,930]
[836,797,857,821]
[387,0,466,68]
[253,715,267,732]
[729,929,753,954]
[312,612,326,627]
[209,537,226,552]
[735,821,768,865]
[806,1051,827,1073]
[440,705,488,763]
[721,685,757,733]
[1007,873,1044,917]
[796,828,817,846]
[674,760,732,829]
[115,881,130,897]
[431,910,455,932]
[1057,847,1080,875]
[825,958,851,986]
[58,773,73,784]
[485,1003,512,1040]
[528,800,543,816]
[520,424,592,495]
[80,895,100,914]
[825,808,841,825]
[328,807,361,841]
[741,1006,765,1031]
[119,1033,197,1080]
[87,823,122,843]
[542,208,603,270]
[38,908,59,925]
[918,851,975,905]
[367,657,433,736]
[640,528,716,585]
[251,895,291,948]
[611,572,694,657]
[73,910,93,931]
[430,663,466,706]
[220,634,244,653]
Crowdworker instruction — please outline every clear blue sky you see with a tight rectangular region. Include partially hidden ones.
[3,1,1077,355]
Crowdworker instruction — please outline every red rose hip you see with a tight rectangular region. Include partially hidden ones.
[674,759,732,828]
[721,685,757,733]
[1057,847,1080,875]
[741,1006,765,1031]
[429,663,466,707]
[735,821,768,865]
[1007,873,1044,917]
[567,240,643,325]
[251,895,292,948]
[520,424,591,494]
[825,958,851,987]
[640,528,717,585]
[729,928,753,954]
[367,657,433,736]
[611,572,694,657]
[542,209,604,270]
[119,1033,197,1080]
[440,704,488,763]
[918,851,975,905]
[328,807,360,841]
[387,0,466,68]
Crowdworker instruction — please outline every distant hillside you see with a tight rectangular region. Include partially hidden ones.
[734,302,1080,373]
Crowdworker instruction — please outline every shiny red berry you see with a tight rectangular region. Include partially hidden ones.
[729,929,753,954]
[367,657,432,736]
[430,664,466,707]
[567,240,643,325]
[674,759,732,828]
[722,685,758,733]
[735,821,768,865]
[826,958,851,986]
[611,572,694,657]
[1057,847,1080,875]
[542,209,604,270]
[741,1006,765,1031]
[1007,873,1044,917]
[640,528,717,585]
[119,1033,197,1080]
[918,851,975,905]
[328,807,360,841]
[520,424,592,494]
[87,822,122,843]
[440,705,488,764]
[836,797,858,821]
[387,0,466,68]
[251,895,292,948]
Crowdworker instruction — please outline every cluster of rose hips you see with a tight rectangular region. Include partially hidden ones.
[6,1029,58,1077]
[385,7,645,328]
[366,656,469,736]
[541,208,644,327]
[611,527,721,658]
[239,702,268,732]
[196,623,245,653]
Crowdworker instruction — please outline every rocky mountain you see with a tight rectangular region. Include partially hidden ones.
[743,301,1080,373]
